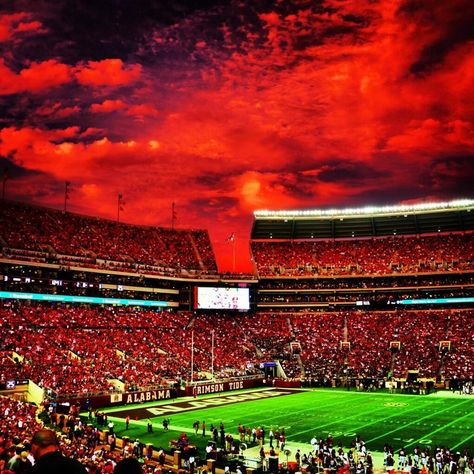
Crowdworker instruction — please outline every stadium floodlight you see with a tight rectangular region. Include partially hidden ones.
[254,198,474,219]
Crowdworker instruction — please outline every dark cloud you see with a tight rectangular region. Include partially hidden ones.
[410,25,474,75]
[396,0,474,75]
[0,155,36,178]
[423,154,474,196]
[0,155,58,205]
[193,173,234,188]
[190,196,239,211]
[317,161,390,184]
[341,14,368,26]
[348,187,427,208]
[1,0,227,64]
[189,196,239,220]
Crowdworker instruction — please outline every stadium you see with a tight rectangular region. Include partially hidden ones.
[0,198,473,473]
[1,0,474,473]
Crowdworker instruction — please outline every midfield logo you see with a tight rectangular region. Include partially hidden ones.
[146,390,289,416]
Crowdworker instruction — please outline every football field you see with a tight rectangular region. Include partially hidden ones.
[103,388,474,456]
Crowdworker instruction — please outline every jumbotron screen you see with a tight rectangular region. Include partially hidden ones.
[194,287,250,311]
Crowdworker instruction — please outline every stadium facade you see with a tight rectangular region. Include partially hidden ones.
[0,198,473,404]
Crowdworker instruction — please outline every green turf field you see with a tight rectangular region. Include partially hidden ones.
[103,389,474,456]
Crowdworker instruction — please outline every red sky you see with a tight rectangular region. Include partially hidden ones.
[0,0,473,272]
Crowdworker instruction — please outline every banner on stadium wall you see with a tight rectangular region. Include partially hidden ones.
[116,389,173,405]
[54,378,264,411]
[55,388,178,412]
[185,377,264,396]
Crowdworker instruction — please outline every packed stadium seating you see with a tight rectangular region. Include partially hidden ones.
[0,201,218,275]
[0,396,43,472]
[346,311,444,378]
[292,312,346,379]
[0,395,171,472]
[1,199,474,473]
[443,310,474,379]
[251,232,474,276]
[0,304,263,396]
[1,301,472,399]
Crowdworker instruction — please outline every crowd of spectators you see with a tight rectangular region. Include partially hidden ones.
[0,304,192,396]
[251,233,474,277]
[190,313,260,378]
[0,304,262,396]
[2,392,474,474]
[346,311,444,378]
[291,434,375,474]
[363,310,471,379]
[0,201,217,275]
[443,311,473,380]
[239,313,293,366]
[1,394,474,474]
[0,396,43,472]
[292,434,474,474]
[291,312,345,378]
[0,396,173,472]
[0,301,472,398]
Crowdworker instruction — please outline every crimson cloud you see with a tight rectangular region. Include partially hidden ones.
[0,0,473,272]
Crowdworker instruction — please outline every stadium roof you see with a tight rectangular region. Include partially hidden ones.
[251,199,474,240]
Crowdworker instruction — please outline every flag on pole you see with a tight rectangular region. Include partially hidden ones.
[64,181,71,212]
[118,194,125,211]
[171,202,177,229]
